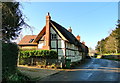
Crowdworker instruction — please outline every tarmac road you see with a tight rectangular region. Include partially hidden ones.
[37,58,120,82]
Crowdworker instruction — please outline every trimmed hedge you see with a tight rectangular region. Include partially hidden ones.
[2,42,19,74]
[19,50,58,59]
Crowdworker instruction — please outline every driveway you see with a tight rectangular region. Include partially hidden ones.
[37,58,120,82]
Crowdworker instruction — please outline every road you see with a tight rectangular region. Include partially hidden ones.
[37,58,120,82]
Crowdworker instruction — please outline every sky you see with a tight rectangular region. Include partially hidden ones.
[19,2,118,49]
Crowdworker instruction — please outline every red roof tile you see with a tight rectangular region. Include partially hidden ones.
[18,35,37,45]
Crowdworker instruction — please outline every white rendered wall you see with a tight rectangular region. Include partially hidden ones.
[38,35,45,49]
[50,27,65,59]
[66,42,82,62]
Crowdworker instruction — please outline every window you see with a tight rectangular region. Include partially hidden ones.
[51,34,57,39]
[75,51,77,55]
[51,41,56,48]
[29,39,34,43]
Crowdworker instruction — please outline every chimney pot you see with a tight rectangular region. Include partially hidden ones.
[76,35,80,41]
[47,12,50,16]
[46,12,51,21]
[68,27,72,33]
[82,41,85,45]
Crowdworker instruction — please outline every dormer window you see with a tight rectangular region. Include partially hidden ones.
[29,39,34,43]
[51,34,57,39]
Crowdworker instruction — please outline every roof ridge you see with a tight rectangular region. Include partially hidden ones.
[50,20,76,38]
[25,35,36,36]
[50,20,81,46]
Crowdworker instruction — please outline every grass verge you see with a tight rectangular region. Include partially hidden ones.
[2,69,35,83]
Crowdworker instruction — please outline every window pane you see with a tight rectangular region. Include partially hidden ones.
[51,34,57,39]
[51,41,56,48]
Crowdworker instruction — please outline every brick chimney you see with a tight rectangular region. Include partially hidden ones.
[76,35,80,42]
[68,27,72,33]
[43,12,51,50]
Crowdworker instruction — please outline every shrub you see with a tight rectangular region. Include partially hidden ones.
[19,50,58,59]
[2,69,33,83]
[2,42,32,82]
[2,42,19,75]
[19,59,25,65]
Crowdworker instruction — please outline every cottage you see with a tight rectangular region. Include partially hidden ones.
[18,13,88,63]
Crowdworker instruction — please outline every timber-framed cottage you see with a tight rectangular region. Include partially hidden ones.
[18,13,88,63]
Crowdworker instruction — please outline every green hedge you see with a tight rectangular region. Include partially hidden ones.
[19,50,58,59]
[2,42,33,82]
[2,42,19,74]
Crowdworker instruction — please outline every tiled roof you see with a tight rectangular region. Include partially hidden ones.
[18,35,37,45]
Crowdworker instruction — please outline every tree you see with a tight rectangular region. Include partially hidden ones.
[2,1,30,42]
[113,23,120,53]
[105,34,117,53]
[117,20,120,27]
[116,20,120,52]
[1,1,32,82]
[95,39,106,54]
[96,20,120,54]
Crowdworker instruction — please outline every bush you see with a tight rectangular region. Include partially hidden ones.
[2,42,19,75]
[94,53,99,58]
[2,42,32,83]
[19,50,58,59]
[2,70,33,83]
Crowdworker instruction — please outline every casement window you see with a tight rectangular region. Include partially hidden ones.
[51,34,57,39]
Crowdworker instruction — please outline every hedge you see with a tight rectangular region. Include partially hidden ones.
[19,50,58,59]
[2,42,34,82]
[2,42,19,74]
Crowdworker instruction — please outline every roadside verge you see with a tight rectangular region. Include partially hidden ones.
[17,65,60,81]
